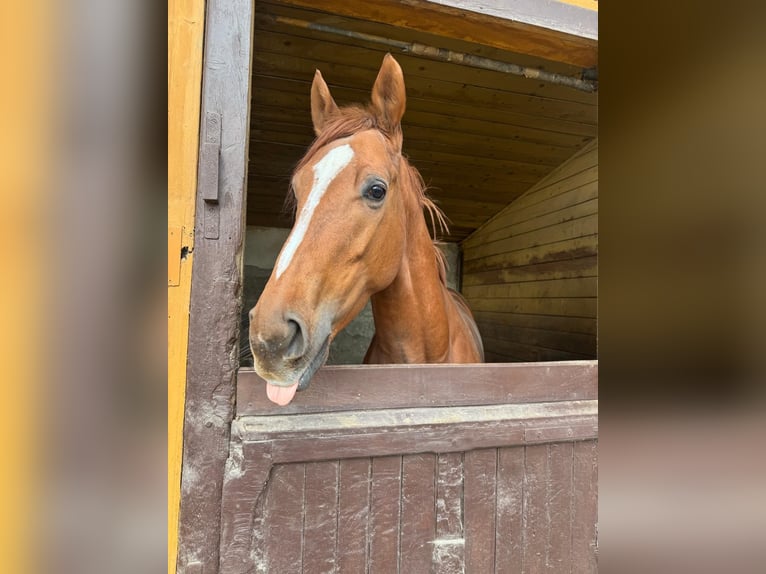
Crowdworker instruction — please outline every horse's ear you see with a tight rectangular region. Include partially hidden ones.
[311,69,339,136]
[371,54,406,143]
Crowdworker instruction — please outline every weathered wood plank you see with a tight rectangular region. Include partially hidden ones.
[237,361,598,416]
[523,444,550,573]
[249,74,597,137]
[495,446,525,572]
[571,440,598,573]
[252,14,597,104]
[433,453,464,574]
[464,448,497,571]
[464,213,598,262]
[368,456,402,574]
[337,458,371,573]
[400,453,438,572]
[546,442,574,572]
[264,463,305,574]
[462,234,598,274]
[472,311,597,336]
[272,0,598,68]
[251,51,596,128]
[219,440,273,574]
[463,276,598,299]
[468,296,597,317]
[303,460,339,573]
[176,0,255,571]
[463,254,597,288]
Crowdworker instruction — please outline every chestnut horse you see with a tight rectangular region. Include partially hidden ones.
[249,54,484,405]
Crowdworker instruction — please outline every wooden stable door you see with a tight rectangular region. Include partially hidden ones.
[220,362,598,573]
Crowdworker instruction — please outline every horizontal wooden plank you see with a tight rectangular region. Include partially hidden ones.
[465,189,598,249]
[272,0,598,68]
[467,296,596,317]
[252,51,597,125]
[237,360,597,415]
[462,234,598,273]
[462,254,597,287]
[473,311,597,336]
[463,276,597,299]
[464,213,598,262]
[252,27,597,108]
[241,410,598,463]
[476,322,597,356]
[480,334,594,361]
[251,72,596,138]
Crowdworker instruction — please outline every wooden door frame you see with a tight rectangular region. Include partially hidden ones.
[176,2,598,573]
[176,0,256,572]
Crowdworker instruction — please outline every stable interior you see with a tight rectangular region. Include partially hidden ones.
[243,0,598,364]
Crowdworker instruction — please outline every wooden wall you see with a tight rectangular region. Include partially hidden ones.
[462,139,598,362]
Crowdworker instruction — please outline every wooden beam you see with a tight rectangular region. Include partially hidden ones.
[167,0,205,572]
[279,0,597,67]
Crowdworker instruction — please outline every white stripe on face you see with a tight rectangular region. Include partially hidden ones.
[275,143,355,279]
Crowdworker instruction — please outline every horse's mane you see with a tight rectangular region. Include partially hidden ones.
[286,104,450,285]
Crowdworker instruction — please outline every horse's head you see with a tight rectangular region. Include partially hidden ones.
[249,54,411,405]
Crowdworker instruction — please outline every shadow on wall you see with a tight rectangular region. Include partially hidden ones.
[240,226,460,366]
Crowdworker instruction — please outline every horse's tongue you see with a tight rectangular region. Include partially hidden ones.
[266,382,299,406]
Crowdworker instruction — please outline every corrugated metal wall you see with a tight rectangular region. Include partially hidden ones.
[462,140,598,362]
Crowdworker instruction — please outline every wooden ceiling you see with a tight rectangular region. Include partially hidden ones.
[246,0,598,242]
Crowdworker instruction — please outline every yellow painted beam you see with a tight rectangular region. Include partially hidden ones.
[556,0,598,12]
[0,2,49,572]
[168,0,205,572]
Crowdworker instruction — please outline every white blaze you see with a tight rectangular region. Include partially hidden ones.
[275,143,354,279]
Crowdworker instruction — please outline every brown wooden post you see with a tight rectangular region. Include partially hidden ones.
[176,0,255,572]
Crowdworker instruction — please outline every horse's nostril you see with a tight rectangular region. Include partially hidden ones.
[248,309,255,322]
[284,318,306,360]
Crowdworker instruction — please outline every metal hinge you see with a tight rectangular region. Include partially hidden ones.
[198,111,221,239]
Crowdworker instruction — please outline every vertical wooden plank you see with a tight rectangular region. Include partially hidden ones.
[433,452,465,574]
[168,0,205,570]
[400,454,437,572]
[571,440,598,573]
[546,442,574,571]
[264,463,305,574]
[337,458,371,573]
[369,456,402,574]
[464,448,497,572]
[495,446,524,572]
[176,0,255,571]
[303,461,340,574]
[523,444,550,573]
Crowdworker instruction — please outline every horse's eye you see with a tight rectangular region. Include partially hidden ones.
[364,183,387,202]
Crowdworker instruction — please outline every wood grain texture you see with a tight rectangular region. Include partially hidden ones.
[264,463,306,573]
[337,458,371,572]
[400,454,438,572]
[168,0,205,570]
[276,0,598,67]
[462,141,598,362]
[303,460,340,573]
[464,448,497,571]
[572,440,598,573]
[434,453,464,573]
[369,456,402,573]
[495,446,525,572]
[238,361,598,415]
[219,362,597,573]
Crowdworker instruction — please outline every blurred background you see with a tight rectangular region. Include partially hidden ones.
[1,0,764,573]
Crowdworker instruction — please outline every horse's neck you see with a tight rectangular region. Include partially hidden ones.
[369,205,451,363]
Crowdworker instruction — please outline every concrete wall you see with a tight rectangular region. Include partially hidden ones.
[240,226,460,366]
